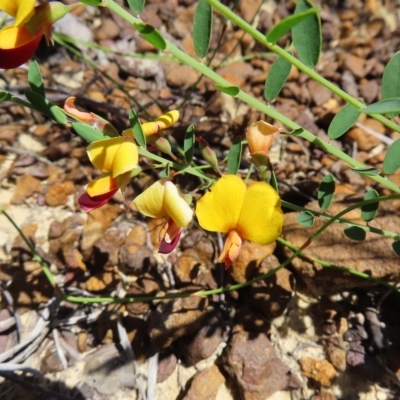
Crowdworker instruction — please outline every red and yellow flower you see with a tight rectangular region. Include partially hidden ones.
[133,180,193,253]
[196,175,284,268]
[0,1,77,69]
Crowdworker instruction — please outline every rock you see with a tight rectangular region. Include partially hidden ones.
[322,337,347,372]
[80,221,106,257]
[346,343,383,382]
[250,255,293,318]
[231,241,276,283]
[157,352,177,383]
[45,181,75,207]
[307,80,332,106]
[83,343,136,395]
[178,311,227,367]
[148,295,209,349]
[11,174,42,205]
[173,249,202,284]
[346,118,383,151]
[94,18,120,40]
[41,348,64,373]
[125,225,147,246]
[165,64,200,88]
[281,195,400,295]
[340,54,366,79]
[125,275,159,315]
[237,0,263,21]
[222,329,300,400]
[359,79,379,104]
[182,365,225,400]
[87,203,122,229]
[86,271,120,292]
[123,315,150,361]
[299,357,336,387]
[118,243,157,275]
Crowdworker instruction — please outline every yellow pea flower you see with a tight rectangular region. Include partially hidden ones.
[0,1,78,69]
[246,121,278,155]
[78,131,139,211]
[196,175,284,268]
[133,180,193,253]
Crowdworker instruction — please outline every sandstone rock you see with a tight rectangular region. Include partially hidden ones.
[299,357,337,387]
[118,243,157,275]
[45,181,75,207]
[281,196,400,295]
[11,174,42,204]
[341,54,366,79]
[165,64,200,88]
[148,295,209,349]
[182,365,225,400]
[157,352,177,383]
[87,203,122,229]
[222,329,300,400]
[322,337,347,372]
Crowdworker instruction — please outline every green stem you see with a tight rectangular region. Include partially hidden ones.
[207,0,400,135]
[104,0,400,194]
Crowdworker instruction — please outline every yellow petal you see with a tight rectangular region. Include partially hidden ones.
[112,139,138,178]
[155,110,179,130]
[237,182,284,244]
[1,0,35,26]
[87,136,124,173]
[0,25,35,49]
[141,122,159,137]
[87,175,118,197]
[195,175,246,233]
[133,180,167,219]
[163,181,193,228]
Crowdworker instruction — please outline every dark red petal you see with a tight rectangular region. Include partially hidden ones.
[159,229,182,254]
[78,190,118,212]
[0,34,42,69]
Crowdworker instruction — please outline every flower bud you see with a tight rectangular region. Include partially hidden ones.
[198,137,222,175]
[246,121,278,155]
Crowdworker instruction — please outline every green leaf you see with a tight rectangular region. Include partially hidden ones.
[283,128,304,136]
[361,99,400,115]
[215,83,240,97]
[28,61,45,98]
[193,0,212,58]
[134,23,166,51]
[227,136,242,175]
[127,0,145,14]
[24,90,67,124]
[129,108,146,147]
[264,55,292,102]
[328,103,360,139]
[392,240,400,256]
[292,0,321,68]
[361,189,379,222]
[269,169,279,192]
[297,211,315,227]
[383,139,400,174]
[71,122,109,142]
[382,52,400,118]
[351,167,381,176]
[79,0,102,4]
[0,90,12,101]
[184,124,195,164]
[159,164,170,178]
[344,226,366,241]
[266,7,319,43]
[318,173,335,210]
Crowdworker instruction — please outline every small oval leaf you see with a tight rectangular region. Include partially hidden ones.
[297,211,315,227]
[292,0,321,68]
[227,136,242,175]
[127,0,145,14]
[328,103,360,139]
[318,173,335,210]
[71,122,108,142]
[264,55,292,102]
[361,99,400,115]
[184,124,195,164]
[129,108,146,147]
[79,0,102,5]
[392,240,400,256]
[134,23,166,51]
[28,61,45,98]
[0,90,12,101]
[383,139,400,174]
[193,0,212,58]
[382,52,400,118]
[351,167,381,176]
[344,226,366,241]
[266,7,319,43]
[361,189,379,222]
[215,83,240,97]
[24,90,67,124]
